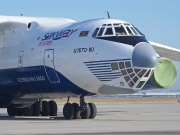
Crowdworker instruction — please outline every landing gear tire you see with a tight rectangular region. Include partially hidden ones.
[7,108,17,116]
[41,101,50,116]
[63,103,74,119]
[49,100,58,116]
[24,106,33,116]
[16,108,24,116]
[72,103,80,119]
[88,102,97,119]
[80,104,90,119]
[32,101,40,116]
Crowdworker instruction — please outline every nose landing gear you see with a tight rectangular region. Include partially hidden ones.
[63,95,97,119]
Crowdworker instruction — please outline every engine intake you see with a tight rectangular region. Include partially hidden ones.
[149,57,177,88]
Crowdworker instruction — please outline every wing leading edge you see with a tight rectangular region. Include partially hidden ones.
[149,41,180,62]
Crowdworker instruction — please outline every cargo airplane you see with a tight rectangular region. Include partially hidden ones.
[0,15,179,119]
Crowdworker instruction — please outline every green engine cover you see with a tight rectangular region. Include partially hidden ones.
[150,57,177,88]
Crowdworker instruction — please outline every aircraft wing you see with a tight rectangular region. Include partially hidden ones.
[149,41,180,62]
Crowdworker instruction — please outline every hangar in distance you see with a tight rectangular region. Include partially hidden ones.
[0,15,179,119]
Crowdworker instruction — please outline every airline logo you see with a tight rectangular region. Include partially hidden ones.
[38,29,77,46]
[42,29,77,41]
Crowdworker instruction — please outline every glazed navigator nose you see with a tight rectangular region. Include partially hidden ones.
[132,42,157,68]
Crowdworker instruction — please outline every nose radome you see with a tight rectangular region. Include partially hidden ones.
[132,42,157,68]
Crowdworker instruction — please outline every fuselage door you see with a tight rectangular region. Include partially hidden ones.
[44,49,60,83]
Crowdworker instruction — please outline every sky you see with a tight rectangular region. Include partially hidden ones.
[0,0,180,91]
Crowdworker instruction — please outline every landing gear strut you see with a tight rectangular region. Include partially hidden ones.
[63,95,97,119]
[80,95,90,119]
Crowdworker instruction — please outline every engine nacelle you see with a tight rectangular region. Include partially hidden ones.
[143,57,177,90]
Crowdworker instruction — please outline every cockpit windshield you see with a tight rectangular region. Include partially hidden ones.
[134,27,144,35]
[92,23,143,37]
[114,25,127,36]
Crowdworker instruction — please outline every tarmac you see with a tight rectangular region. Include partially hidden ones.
[0,104,180,135]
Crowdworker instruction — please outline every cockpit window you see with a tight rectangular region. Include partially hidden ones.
[97,27,105,36]
[126,27,133,35]
[134,27,144,35]
[104,27,113,35]
[92,23,144,37]
[113,23,120,26]
[92,28,100,37]
[130,27,138,35]
[115,25,127,36]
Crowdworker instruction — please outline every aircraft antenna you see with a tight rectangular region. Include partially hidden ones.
[105,11,110,18]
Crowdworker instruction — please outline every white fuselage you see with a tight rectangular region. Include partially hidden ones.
[0,16,157,99]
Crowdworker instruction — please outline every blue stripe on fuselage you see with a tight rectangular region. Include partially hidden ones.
[0,66,91,97]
